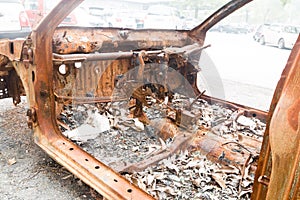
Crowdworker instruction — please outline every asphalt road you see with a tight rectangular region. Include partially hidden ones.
[204,32,291,89]
[198,31,292,111]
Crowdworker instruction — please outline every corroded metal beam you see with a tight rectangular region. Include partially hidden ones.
[30,0,154,199]
[252,36,300,200]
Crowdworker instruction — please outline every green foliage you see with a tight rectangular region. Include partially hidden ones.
[280,0,291,6]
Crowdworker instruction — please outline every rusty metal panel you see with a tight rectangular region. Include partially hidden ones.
[54,59,132,98]
[94,59,132,97]
[1,0,299,199]
[27,0,154,199]
[265,38,300,200]
[252,36,300,200]
[53,27,190,54]
[0,39,25,61]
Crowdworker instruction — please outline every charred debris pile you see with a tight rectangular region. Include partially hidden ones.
[57,92,265,199]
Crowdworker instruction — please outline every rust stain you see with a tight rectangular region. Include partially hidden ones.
[287,98,300,131]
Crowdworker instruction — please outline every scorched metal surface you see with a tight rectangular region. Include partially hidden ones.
[0,0,299,199]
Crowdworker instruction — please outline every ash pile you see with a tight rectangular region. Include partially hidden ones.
[58,93,265,200]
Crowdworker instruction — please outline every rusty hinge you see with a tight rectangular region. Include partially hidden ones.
[22,37,34,69]
[26,108,37,129]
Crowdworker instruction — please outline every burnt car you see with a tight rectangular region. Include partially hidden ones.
[0,0,299,199]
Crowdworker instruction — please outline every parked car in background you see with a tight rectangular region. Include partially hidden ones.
[143,5,184,29]
[253,24,299,49]
[87,6,107,27]
[209,23,252,34]
[106,10,137,28]
[0,0,31,39]
[135,11,147,29]
[23,0,90,28]
[253,24,268,42]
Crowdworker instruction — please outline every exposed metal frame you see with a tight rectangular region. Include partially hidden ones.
[251,36,300,200]
[1,0,299,199]
[28,0,154,199]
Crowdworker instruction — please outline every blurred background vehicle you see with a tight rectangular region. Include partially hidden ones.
[143,5,184,29]
[87,6,107,27]
[254,23,299,49]
[22,0,90,27]
[106,10,137,28]
[209,23,253,34]
[134,11,147,29]
[253,24,270,42]
[0,0,31,39]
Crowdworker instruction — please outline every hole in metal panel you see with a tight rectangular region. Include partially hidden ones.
[32,71,35,82]
[59,64,67,75]
[9,42,14,54]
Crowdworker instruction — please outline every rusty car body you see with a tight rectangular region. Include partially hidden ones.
[0,0,299,199]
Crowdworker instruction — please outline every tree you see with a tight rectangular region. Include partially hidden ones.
[280,0,291,6]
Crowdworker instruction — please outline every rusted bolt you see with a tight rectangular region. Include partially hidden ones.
[22,46,29,56]
[25,37,32,45]
[22,45,33,68]
[27,121,33,129]
[40,90,49,98]
[26,109,32,117]
[27,48,33,63]
[26,108,37,129]
[27,108,37,122]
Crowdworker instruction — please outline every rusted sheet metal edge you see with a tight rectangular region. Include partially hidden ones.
[189,0,253,42]
[54,93,128,104]
[252,36,300,200]
[32,0,153,199]
[200,94,268,122]
[53,52,133,62]
[0,39,26,61]
[266,35,300,199]
[34,129,153,200]
[53,27,189,54]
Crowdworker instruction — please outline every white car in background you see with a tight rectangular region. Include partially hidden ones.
[106,10,137,29]
[0,0,31,39]
[256,24,299,49]
[143,5,184,30]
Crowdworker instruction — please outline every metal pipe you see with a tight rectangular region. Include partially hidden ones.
[53,50,163,62]
[53,52,134,62]
[54,93,127,104]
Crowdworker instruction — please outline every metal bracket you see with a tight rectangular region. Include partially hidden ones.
[26,108,36,129]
